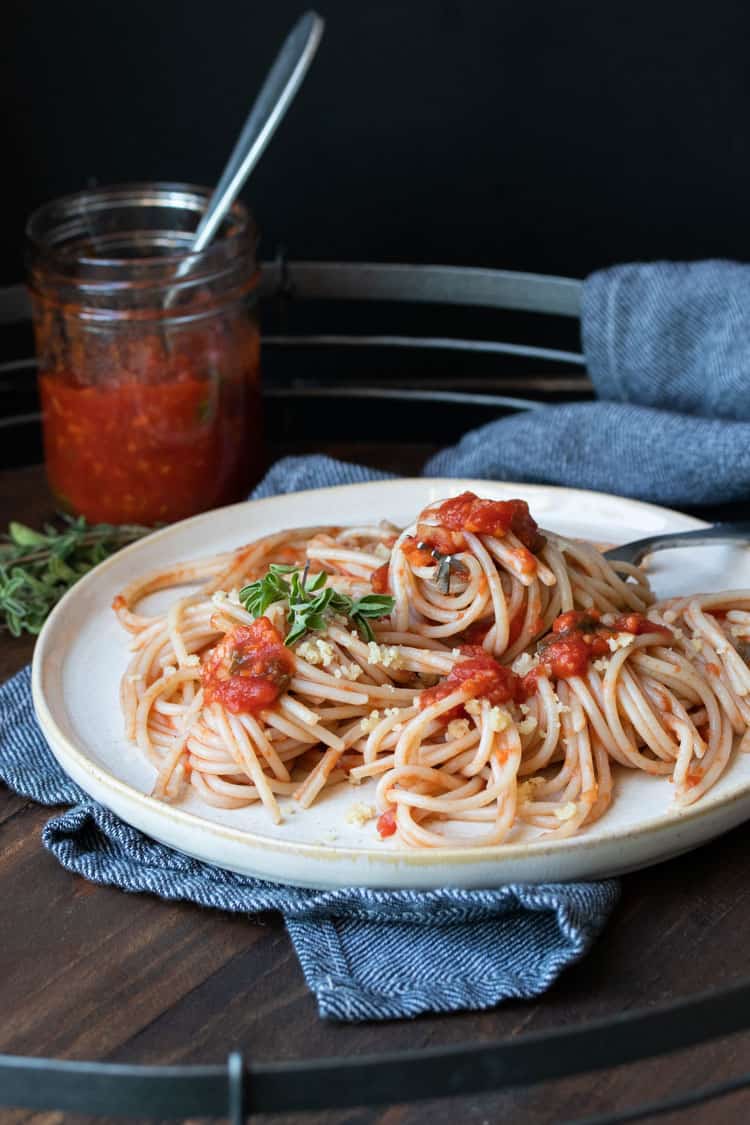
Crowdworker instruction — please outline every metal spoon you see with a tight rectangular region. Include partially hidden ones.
[604,522,750,566]
[192,10,324,253]
[168,9,324,299]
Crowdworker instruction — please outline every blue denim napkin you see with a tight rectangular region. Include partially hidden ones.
[4,258,738,1022]
[0,667,616,1021]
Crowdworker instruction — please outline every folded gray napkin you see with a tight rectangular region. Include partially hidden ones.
[429,260,750,506]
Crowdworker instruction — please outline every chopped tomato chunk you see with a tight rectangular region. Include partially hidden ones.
[524,608,673,694]
[202,617,293,715]
[38,312,261,524]
[426,492,545,553]
[535,610,610,679]
[401,536,438,567]
[377,809,397,837]
[419,647,523,720]
[371,562,390,593]
[612,612,672,639]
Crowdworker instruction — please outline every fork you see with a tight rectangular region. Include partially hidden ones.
[604,522,750,566]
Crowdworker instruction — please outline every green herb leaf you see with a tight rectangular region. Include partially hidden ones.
[8,522,47,548]
[0,516,154,637]
[352,615,375,642]
[238,564,395,646]
[349,594,398,617]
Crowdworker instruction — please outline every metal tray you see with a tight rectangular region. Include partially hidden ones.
[1,261,747,1122]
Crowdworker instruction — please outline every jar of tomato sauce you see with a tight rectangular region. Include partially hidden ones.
[26,183,263,525]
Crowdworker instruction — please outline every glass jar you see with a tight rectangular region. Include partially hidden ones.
[26,183,263,525]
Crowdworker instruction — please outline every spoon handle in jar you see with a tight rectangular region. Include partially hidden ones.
[192,10,324,254]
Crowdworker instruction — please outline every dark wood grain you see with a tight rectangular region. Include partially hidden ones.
[3,456,750,1125]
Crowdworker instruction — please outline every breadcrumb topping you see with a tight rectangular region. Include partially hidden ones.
[297,638,336,667]
[488,706,511,732]
[367,642,403,669]
[446,718,471,740]
[607,633,635,652]
[512,652,536,675]
[346,802,376,826]
[360,710,381,734]
[333,662,363,680]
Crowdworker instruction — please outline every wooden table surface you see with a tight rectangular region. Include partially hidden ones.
[2,455,750,1125]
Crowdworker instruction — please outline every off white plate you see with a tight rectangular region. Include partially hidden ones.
[31,479,750,889]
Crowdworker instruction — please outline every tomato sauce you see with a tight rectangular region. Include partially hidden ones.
[376,809,397,838]
[202,617,293,715]
[508,605,536,646]
[522,609,673,695]
[685,765,704,788]
[427,492,545,553]
[38,313,262,525]
[537,633,610,680]
[461,619,492,645]
[611,612,672,639]
[371,562,390,593]
[401,536,437,567]
[419,646,522,720]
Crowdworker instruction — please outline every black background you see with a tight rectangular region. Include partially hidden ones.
[3,0,750,285]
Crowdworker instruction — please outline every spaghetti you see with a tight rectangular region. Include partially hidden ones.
[114,492,750,848]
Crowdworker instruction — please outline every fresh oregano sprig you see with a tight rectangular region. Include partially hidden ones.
[239,564,395,645]
[0,515,153,637]
[239,563,299,618]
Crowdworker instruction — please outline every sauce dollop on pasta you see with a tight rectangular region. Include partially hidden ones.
[419,646,522,718]
[202,617,293,714]
[431,492,545,553]
[524,610,673,689]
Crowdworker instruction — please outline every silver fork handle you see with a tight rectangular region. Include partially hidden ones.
[604,522,750,566]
